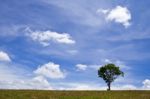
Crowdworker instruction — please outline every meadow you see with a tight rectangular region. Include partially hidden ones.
[0,90,150,99]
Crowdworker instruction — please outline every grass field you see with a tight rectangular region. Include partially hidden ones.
[0,90,150,99]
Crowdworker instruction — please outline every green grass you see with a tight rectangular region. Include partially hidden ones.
[0,90,150,99]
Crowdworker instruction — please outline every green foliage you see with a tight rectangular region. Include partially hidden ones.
[98,64,124,90]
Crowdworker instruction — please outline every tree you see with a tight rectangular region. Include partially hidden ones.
[98,63,124,91]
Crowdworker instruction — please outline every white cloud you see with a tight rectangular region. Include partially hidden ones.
[104,59,112,63]
[0,51,11,62]
[0,63,19,81]
[0,62,35,82]
[54,82,106,90]
[54,82,139,90]
[33,76,50,87]
[76,59,130,71]
[97,9,109,14]
[34,62,66,79]
[75,63,101,71]
[27,30,75,46]
[0,76,53,90]
[0,62,53,89]
[102,58,130,70]
[142,79,150,89]
[66,83,104,90]
[117,84,137,90]
[98,6,131,28]
[76,64,87,71]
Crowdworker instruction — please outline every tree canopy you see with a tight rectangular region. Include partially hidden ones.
[98,63,124,91]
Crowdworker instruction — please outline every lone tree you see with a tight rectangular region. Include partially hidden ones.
[98,63,124,91]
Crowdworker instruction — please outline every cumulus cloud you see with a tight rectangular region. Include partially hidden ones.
[34,62,66,79]
[142,79,150,89]
[0,62,53,89]
[27,29,75,46]
[98,6,131,28]
[0,76,53,90]
[76,64,87,71]
[0,51,11,62]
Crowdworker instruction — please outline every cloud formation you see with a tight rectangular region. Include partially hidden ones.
[76,64,87,71]
[28,30,75,46]
[143,79,150,89]
[0,76,52,90]
[98,6,131,28]
[34,62,66,79]
[0,0,149,90]
[55,82,138,90]
[0,51,11,62]
[75,59,130,71]
[103,59,130,70]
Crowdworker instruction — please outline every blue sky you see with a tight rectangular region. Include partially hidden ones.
[0,0,150,90]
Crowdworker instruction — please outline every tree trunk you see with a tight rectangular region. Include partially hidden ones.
[107,82,111,91]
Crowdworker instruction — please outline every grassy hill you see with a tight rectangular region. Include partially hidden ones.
[0,90,150,99]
